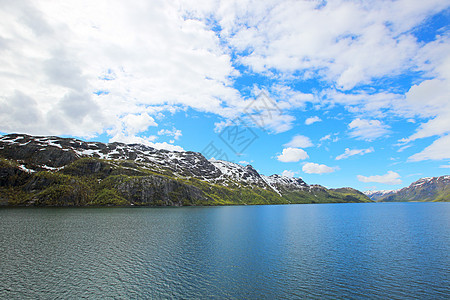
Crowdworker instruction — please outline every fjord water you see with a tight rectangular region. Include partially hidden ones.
[1,203,449,299]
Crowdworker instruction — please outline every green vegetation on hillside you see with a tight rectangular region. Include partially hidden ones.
[0,157,372,206]
[379,177,450,202]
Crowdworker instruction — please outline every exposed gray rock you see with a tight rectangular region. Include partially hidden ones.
[0,133,375,206]
[114,174,211,206]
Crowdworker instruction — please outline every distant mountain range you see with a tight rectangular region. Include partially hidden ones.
[0,134,370,206]
[364,176,450,202]
[363,189,399,201]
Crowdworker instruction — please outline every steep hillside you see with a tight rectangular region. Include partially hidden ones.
[381,176,450,202]
[363,190,398,201]
[364,176,450,202]
[0,134,372,206]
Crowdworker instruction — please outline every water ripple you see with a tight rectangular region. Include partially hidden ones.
[1,203,449,299]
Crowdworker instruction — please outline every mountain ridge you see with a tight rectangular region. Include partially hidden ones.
[364,176,450,202]
[363,189,399,201]
[0,133,370,206]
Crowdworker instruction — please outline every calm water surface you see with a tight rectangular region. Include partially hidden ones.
[1,203,449,299]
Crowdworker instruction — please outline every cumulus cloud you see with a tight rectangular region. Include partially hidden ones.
[109,133,184,152]
[208,0,450,161]
[1,0,449,164]
[348,118,390,141]
[269,84,315,110]
[319,134,339,142]
[158,128,182,140]
[277,147,309,162]
[408,134,450,161]
[121,113,158,136]
[302,162,336,174]
[241,89,297,133]
[214,0,448,89]
[0,0,240,139]
[282,170,296,177]
[403,79,450,141]
[284,135,313,148]
[357,171,402,185]
[256,112,296,134]
[320,134,331,142]
[106,112,159,146]
[336,147,374,160]
[305,116,322,125]
[397,35,450,160]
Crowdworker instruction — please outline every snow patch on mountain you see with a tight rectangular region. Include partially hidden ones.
[0,134,376,201]
[364,190,397,197]
[209,159,268,187]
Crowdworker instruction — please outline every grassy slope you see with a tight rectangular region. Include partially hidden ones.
[0,157,371,206]
[379,183,450,202]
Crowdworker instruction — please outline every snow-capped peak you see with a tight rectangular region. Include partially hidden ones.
[363,190,397,196]
[209,159,267,187]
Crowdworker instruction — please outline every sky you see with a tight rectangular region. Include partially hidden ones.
[0,0,449,191]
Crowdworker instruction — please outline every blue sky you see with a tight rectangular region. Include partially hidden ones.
[0,0,449,191]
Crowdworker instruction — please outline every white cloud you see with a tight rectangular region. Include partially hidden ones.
[403,35,450,118]
[106,112,159,145]
[1,0,450,163]
[305,116,322,125]
[336,147,374,160]
[121,113,158,136]
[302,162,336,174]
[216,0,448,90]
[403,79,450,141]
[394,35,450,161]
[320,134,331,142]
[213,120,234,134]
[109,133,184,152]
[0,1,241,138]
[256,112,295,134]
[408,134,450,161]
[146,142,184,152]
[440,164,450,169]
[397,144,412,153]
[277,147,309,162]
[284,135,313,148]
[210,1,450,152]
[357,171,402,185]
[242,91,296,133]
[239,160,250,165]
[269,84,315,110]
[213,88,297,134]
[348,118,390,141]
[282,170,296,177]
[325,89,403,118]
[158,128,182,140]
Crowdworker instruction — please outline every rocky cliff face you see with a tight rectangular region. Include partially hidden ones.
[0,134,372,206]
[0,134,221,178]
[364,176,450,202]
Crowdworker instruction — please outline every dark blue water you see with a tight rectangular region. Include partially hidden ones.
[1,203,449,299]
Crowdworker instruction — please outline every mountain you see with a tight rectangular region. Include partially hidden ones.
[364,176,450,202]
[0,134,372,206]
[363,189,398,201]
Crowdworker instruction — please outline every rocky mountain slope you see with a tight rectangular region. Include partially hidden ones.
[0,134,371,206]
[364,176,450,202]
[363,190,398,201]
